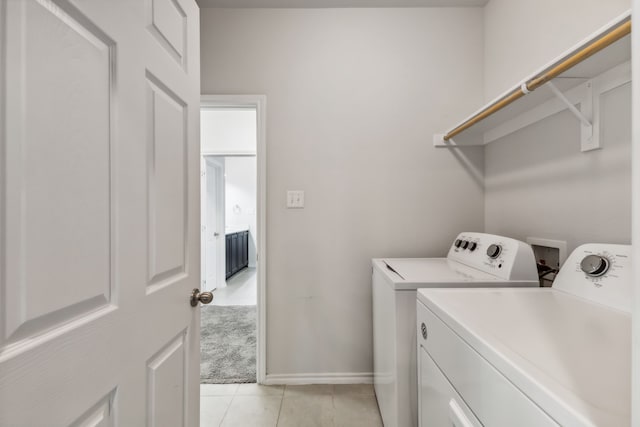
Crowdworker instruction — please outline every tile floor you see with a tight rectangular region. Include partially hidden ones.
[213,267,257,306]
[200,383,383,427]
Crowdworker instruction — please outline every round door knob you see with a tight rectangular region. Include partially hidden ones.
[580,255,610,277]
[486,244,502,259]
[190,288,214,307]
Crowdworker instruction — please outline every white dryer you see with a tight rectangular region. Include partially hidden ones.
[417,243,631,426]
[372,232,538,427]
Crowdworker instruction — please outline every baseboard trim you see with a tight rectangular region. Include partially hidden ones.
[262,372,373,385]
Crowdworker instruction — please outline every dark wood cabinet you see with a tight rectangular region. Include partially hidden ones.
[225,235,232,276]
[243,231,249,267]
[225,230,249,279]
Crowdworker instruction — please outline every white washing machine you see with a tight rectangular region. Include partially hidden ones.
[372,232,538,427]
[417,243,631,426]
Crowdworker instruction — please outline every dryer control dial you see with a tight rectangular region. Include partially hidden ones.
[486,244,502,259]
[580,255,610,277]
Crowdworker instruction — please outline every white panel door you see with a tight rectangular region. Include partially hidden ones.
[212,159,226,289]
[204,157,225,291]
[0,0,201,425]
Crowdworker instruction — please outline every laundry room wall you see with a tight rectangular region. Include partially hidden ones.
[201,108,257,155]
[631,0,640,419]
[200,7,485,379]
[483,0,630,101]
[483,0,632,258]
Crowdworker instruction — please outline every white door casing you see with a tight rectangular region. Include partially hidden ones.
[200,95,267,383]
[0,0,201,425]
[201,156,207,289]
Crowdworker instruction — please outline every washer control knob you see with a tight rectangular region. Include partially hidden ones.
[486,244,502,259]
[454,239,462,248]
[461,241,469,249]
[468,242,477,251]
[580,255,610,277]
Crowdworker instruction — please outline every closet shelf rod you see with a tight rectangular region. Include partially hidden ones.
[443,19,631,141]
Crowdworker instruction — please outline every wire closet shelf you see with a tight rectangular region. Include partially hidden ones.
[441,16,631,142]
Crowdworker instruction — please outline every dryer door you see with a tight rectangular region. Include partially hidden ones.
[418,345,481,427]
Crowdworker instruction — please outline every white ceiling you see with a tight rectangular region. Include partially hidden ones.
[196,0,489,8]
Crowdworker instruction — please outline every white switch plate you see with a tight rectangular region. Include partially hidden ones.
[287,190,305,208]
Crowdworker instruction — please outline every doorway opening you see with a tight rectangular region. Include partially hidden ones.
[199,96,266,385]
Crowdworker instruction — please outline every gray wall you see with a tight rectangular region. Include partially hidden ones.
[484,84,632,253]
[630,0,639,419]
[483,0,630,101]
[200,8,485,377]
[483,0,632,256]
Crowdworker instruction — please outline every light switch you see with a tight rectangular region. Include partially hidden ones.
[287,190,305,208]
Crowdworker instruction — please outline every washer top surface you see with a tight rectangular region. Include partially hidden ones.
[374,258,510,290]
[418,287,631,426]
[372,232,539,290]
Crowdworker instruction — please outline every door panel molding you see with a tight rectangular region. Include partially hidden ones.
[2,0,117,349]
[146,0,187,69]
[145,71,189,291]
[70,388,117,427]
[146,329,188,427]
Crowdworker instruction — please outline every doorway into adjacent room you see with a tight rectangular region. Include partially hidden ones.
[199,96,266,385]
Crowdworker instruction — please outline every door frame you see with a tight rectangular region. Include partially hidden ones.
[200,94,267,383]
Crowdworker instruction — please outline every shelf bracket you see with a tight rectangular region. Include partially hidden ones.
[434,133,458,147]
[433,133,483,147]
[546,81,599,152]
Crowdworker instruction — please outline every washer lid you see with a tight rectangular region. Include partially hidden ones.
[372,258,536,290]
[418,287,631,427]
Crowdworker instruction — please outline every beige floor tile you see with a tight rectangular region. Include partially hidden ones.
[220,395,282,427]
[236,383,285,396]
[333,395,383,427]
[201,383,382,427]
[277,395,334,427]
[201,384,240,396]
[332,384,375,396]
[283,384,334,397]
[200,396,233,427]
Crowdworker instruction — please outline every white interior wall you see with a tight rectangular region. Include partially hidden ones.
[225,156,258,267]
[483,0,630,101]
[201,8,485,377]
[201,108,257,154]
[483,0,632,257]
[484,83,632,254]
[631,0,639,422]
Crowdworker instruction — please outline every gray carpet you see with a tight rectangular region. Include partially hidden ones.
[200,305,257,384]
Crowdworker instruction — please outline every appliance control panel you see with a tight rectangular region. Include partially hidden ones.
[447,232,537,281]
[553,243,632,313]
